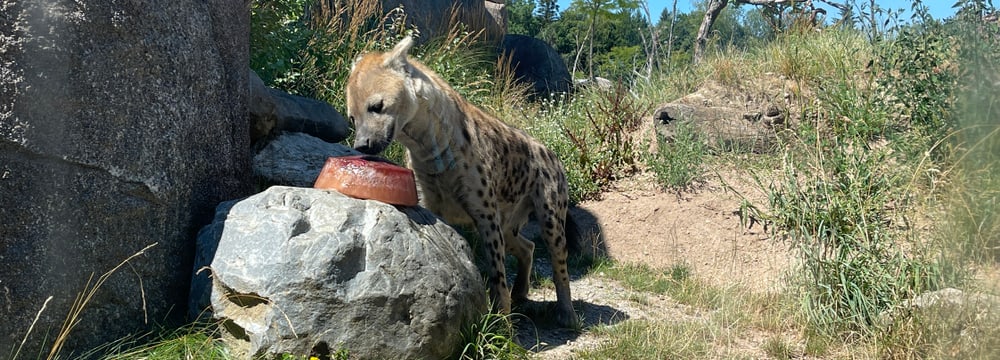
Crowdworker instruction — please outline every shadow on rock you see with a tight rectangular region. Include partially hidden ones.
[514,300,628,352]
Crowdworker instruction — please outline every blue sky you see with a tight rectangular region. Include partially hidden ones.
[554,1,958,23]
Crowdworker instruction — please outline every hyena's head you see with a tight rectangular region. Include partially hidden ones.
[346,36,419,155]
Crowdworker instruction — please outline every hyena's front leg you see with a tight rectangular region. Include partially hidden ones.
[461,178,512,314]
[471,208,511,314]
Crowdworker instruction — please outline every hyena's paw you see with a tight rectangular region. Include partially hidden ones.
[555,303,580,329]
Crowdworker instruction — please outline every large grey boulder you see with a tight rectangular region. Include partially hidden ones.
[193,186,487,359]
[249,70,350,144]
[1,0,249,355]
[501,34,573,96]
[253,132,360,187]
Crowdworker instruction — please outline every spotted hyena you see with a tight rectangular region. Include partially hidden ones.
[346,36,578,327]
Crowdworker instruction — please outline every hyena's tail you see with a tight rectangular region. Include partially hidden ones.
[564,213,583,254]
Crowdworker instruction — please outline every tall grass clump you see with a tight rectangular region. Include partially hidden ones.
[739,23,952,341]
[738,3,1000,343]
[762,28,871,85]
[753,132,942,337]
[458,312,528,360]
[646,123,708,190]
[940,0,1000,264]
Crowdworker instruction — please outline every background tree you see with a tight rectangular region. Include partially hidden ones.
[507,0,542,36]
[570,0,641,79]
[598,10,647,80]
[537,0,560,27]
[662,0,679,70]
[638,1,662,79]
[692,0,848,63]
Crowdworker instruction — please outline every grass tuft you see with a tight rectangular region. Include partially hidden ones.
[646,123,708,190]
[458,311,529,360]
[97,322,229,360]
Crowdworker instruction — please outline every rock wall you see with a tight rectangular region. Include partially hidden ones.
[0,0,250,356]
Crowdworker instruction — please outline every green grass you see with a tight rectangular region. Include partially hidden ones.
[458,311,529,360]
[646,122,708,190]
[96,323,230,360]
[762,335,795,359]
[745,133,943,335]
[582,258,808,359]
[578,320,713,359]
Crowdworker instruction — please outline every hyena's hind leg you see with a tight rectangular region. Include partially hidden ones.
[535,190,578,328]
[503,208,534,304]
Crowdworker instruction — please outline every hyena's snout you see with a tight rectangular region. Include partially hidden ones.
[353,129,393,155]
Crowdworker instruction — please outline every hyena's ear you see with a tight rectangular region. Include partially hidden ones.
[351,53,364,71]
[383,36,414,71]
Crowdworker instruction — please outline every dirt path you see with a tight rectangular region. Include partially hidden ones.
[575,169,792,291]
[518,168,797,358]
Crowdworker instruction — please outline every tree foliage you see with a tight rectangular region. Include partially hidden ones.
[507,0,542,36]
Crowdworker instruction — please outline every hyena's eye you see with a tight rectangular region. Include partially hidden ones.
[368,99,384,114]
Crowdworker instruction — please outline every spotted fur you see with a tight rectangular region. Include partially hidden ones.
[346,37,578,327]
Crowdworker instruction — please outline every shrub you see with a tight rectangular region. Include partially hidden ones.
[250,0,314,86]
[561,86,650,196]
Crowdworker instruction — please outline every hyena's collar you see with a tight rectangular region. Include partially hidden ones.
[425,135,457,175]
[403,123,457,175]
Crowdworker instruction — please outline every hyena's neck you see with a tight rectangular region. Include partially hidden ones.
[397,64,468,175]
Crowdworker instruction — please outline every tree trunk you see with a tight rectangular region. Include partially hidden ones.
[693,0,728,64]
[587,1,598,79]
[572,32,588,78]
[666,0,678,67]
[640,1,658,78]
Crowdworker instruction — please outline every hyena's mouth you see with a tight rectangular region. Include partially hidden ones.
[353,127,394,155]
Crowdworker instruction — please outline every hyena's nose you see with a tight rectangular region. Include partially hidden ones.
[353,137,381,155]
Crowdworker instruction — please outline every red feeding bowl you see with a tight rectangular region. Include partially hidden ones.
[314,155,419,207]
